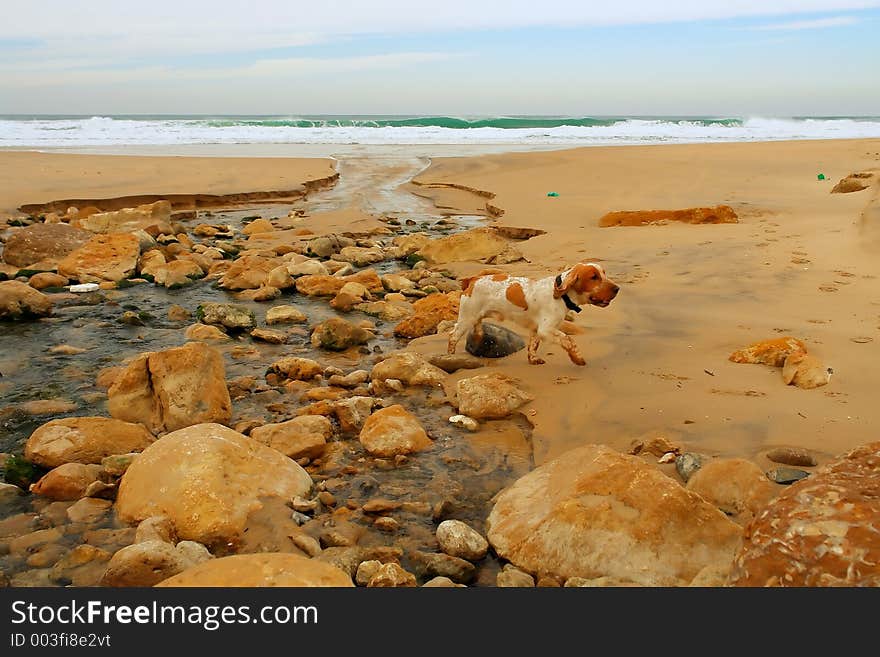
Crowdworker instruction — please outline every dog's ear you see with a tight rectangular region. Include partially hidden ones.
[554,264,590,298]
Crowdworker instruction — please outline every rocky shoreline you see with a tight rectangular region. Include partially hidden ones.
[1,157,878,588]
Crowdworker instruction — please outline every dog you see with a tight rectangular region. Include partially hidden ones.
[447,262,619,366]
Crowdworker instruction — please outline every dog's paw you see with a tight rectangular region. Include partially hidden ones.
[528,357,546,365]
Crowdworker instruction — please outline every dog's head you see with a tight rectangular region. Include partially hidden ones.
[553,262,619,308]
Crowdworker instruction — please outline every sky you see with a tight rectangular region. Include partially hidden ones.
[1,0,879,116]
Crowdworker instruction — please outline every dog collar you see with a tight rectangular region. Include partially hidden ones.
[555,275,582,313]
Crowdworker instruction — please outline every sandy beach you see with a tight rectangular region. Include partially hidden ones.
[2,138,879,588]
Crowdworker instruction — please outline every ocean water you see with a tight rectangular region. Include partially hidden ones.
[1,115,879,148]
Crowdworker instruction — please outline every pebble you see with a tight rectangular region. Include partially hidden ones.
[448,414,479,432]
[292,496,318,513]
[436,520,489,561]
[496,564,535,587]
[355,560,382,586]
[291,533,322,557]
[373,517,399,532]
[675,452,705,482]
[317,491,337,507]
[765,447,818,468]
[69,283,100,293]
[766,467,811,485]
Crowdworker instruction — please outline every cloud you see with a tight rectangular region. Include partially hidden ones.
[751,15,860,29]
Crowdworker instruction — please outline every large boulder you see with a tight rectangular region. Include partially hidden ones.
[486,444,743,586]
[729,441,880,586]
[116,423,313,545]
[416,227,522,265]
[107,342,232,434]
[0,281,53,320]
[393,292,460,338]
[156,553,353,587]
[58,233,140,283]
[77,201,171,234]
[1,223,92,268]
[455,373,532,419]
[24,417,154,468]
[358,405,432,457]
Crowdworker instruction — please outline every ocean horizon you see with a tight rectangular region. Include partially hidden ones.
[2,114,880,148]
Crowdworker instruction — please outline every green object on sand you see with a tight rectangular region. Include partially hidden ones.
[546,191,559,197]
[817,173,826,180]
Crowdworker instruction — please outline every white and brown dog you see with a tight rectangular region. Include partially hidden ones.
[448,262,619,366]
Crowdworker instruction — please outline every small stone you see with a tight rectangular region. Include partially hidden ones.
[423,576,465,588]
[119,310,145,326]
[65,498,112,524]
[168,304,191,321]
[496,564,535,587]
[413,551,476,583]
[658,452,676,464]
[466,322,526,358]
[291,533,322,557]
[448,414,479,432]
[49,344,88,355]
[368,562,417,587]
[374,517,399,532]
[675,452,705,483]
[266,305,307,325]
[362,499,401,513]
[537,575,562,587]
[436,520,489,561]
[135,516,177,544]
[318,491,337,507]
[766,467,811,485]
[250,328,288,344]
[765,447,818,468]
[101,453,138,477]
[355,559,383,586]
[292,496,317,513]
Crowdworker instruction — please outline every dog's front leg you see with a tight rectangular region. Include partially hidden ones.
[527,335,545,365]
[553,330,586,366]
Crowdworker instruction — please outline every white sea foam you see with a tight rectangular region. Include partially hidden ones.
[1,116,879,147]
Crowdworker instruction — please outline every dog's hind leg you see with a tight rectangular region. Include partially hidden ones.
[447,320,469,354]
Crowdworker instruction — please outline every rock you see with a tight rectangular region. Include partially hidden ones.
[135,516,177,544]
[285,260,329,278]
[167,304,191,322]
[184,323,230,341]
[831,173,873,194]
[18,399,78,416]
[367,562,417,587]
[445,416,478,433]
[291,533,322,557]
[782,352,833,389]
[57,233,140,282]
[393,292,460,338]
[765,447,817,468]
[629,434,683,457]
[116,423,313,545]
[310,317,372,351]
[24,417,154,468]
[196,302,256,331]
[101,540,199,587]
[234,285,281,302]
[416,227,521,265]
[107,342,232,434]
[333,245,385,267]
[218,254,280,290]
[250,327,287,344]
[306,234,355,258]
[28,272,68,290]
[3,223,93,269]
[157,553,353,587]
[298,396,377,433]
[730,441,880,586]
[101,453,138,476]
[355,560,383,586]
[78,201,171,234]
[50,544,112,586]
[49,344,87,355]
[0,281,54,319]
[295,269,384,297]
[686,458,777,522]
[241,218,274,235]
[267,356,323,382]
[327,370,369,388]
[728,337,807,368]
[152,260,204,288]
[0,482,24,503]
[250,415,332,459]
[675,452,705,483]
[354,300,413,322]
[456,373,533,420]
[423,576,464,588]
[267,265,294,290]
[266,305,307,325]
[358,405,432,457]
[371,352,447,392]
[436,520,488,561]
[599,205,739,226]
[412,551,475,583]
[29,463,104,500]
[766,467,810,485]
[64,497,112,523]
[119,311,145,326]
[466,322,526,358]
[495,564,535,588]
[563,576,640,587]
[486,444,743,586]
[429,353,488,373]
[382,273,417,292]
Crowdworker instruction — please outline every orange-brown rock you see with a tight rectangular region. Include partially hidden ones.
[686,458,777,524]
[107,342,232,434]
[487,444,743,586]
[58,233,141,282]
[416,227,521,265]
[218,254,280,290]
[831,172,873,194]
[2,223,92,268]
[295,268,384,297]
[0,281,54,319]
[729,441,880,586]
[358,405,432,457]
[599,205,739,227]
[24,417,154,468]
[157,553,352,587]
[782,352,833,389]
[728,337,807,368]
[28,272,69,290]
[29,463,105,501]
[393,292,460,338]
[249,415,332,459]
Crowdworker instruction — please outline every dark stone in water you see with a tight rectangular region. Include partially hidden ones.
[466,323,525,358]
[766,467,810,485]
[675,452,704,483]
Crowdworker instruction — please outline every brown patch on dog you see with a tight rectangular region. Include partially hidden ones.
[505,282,528,310]
[492,273,509,282]
[460,276,478,296]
